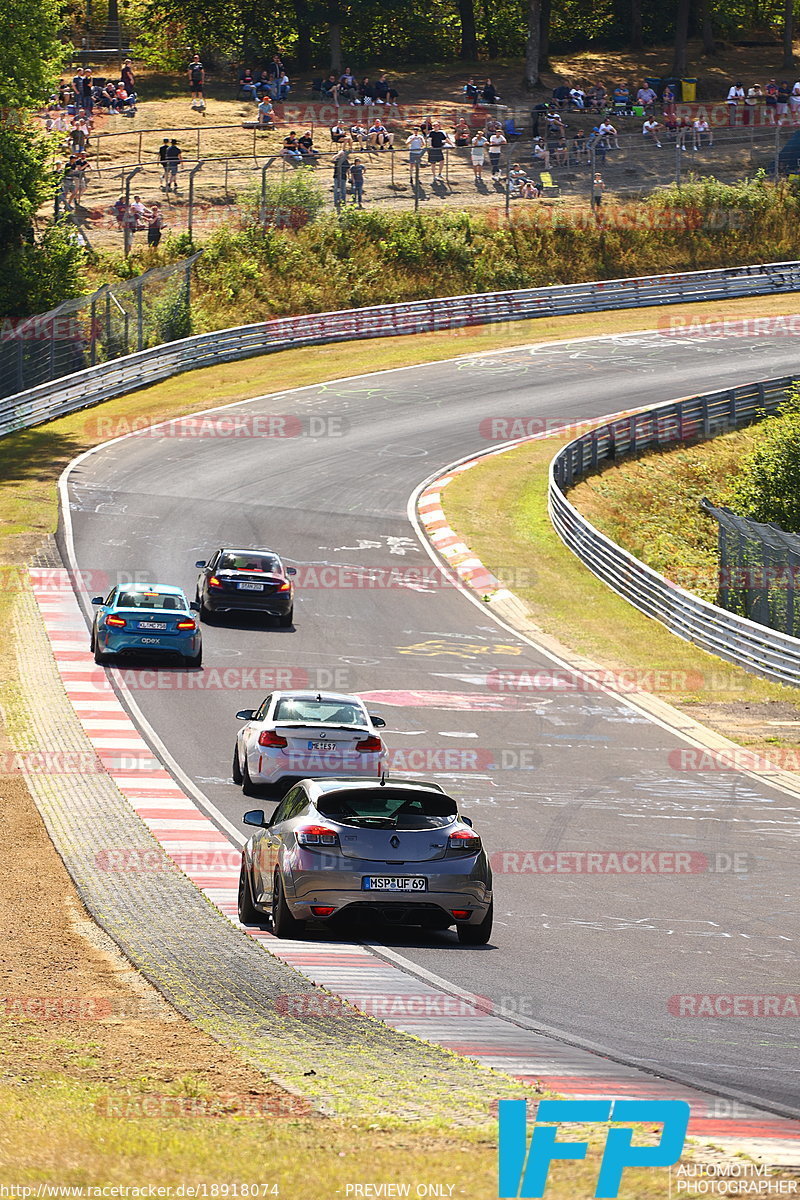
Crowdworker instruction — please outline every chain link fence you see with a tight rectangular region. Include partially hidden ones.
[701,499,800,638]
[0,253,201,399]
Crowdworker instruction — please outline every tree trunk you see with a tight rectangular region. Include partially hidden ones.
[292,0,313,70]
[699,0,716,55]
[524,0,541,90]
[539,0,551,68]
[630,0,643,50]
[480,0,498,58]
[783,0,794,70]
[458,0,478,59]
[328,20,342,72]
[670,0,691,76]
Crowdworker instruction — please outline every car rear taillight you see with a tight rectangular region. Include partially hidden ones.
[355,735,383,753]
[105,615,127,628]
[278,580,291,591]
[447,829,482,855]
[176,619,196,630]
[258,730,288,748]
[310,905,336,917]
[208,575,223,589]
[297,825,340,848]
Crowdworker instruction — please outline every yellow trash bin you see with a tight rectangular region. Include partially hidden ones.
[682,78,697,102]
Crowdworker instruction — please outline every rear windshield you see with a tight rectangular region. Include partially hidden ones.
[219,552,281,573]
[273,698,366,726]
[317,788,457,829]
[116,591,185,610]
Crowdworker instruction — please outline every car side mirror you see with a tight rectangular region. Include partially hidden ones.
[286,567,297,576]
[189,600,200,611]
[236,709,255,721]
[369,714,386,728]
[461,815,474,827]
[91,596,103,605]
[243,809,266,827]
[195,560,206,568]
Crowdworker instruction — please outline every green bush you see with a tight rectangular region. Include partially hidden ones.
[725,390,800,532]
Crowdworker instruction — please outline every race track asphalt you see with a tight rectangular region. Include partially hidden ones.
[65,328,800,1114]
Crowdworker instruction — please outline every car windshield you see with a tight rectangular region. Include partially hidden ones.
[273,697,367,726]
[218,553,281,573]
[317,788,457,829]
[116,590,185,610]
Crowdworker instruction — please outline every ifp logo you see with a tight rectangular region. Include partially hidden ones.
[498,1099,690,1197]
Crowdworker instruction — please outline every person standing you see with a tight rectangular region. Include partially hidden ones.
[147,203,165,247]
[158,137,170,189]
[427,122,452,180]
[188,55,205,109]
[470,130,487,181]
[332,148,350,207]
[349,157,365,206]
[165,138,182,190]
[121,59,135,94]
[726,82,744,126]
[591,171,605,211]
[488,127,507,177]
[406,127,426,180]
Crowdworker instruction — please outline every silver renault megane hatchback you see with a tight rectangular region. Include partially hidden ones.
[237,778,493,944]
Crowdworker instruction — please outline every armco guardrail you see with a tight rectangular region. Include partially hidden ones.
[3,258,800,439]
[548,376,800,687]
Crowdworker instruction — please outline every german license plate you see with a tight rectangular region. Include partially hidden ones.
[308,740,335,751]
[362,876,427,891]
[138,621,167,630]
[238,582,263,591]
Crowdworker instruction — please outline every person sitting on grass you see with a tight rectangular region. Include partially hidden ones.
[257,97,275,127]
[482,78,500,105]
[255,70,271,98]
[642,115,662,147]
[282,130,303,164]
[508,163,540,197]
[597,117,619,149]
[374,73,398,105]
[572,128,587,159]
[585,83,606,111]
[298,130,319,159]
[464,78,479,106]
[569,84,586,109]
[531,136,550,170]
[339,68,358,103]
[240,68,257,101]
[358,77,374,105]
[321,73,340,105]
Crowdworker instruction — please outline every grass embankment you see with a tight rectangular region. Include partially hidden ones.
[443,429,800,750]
[4,308,758,1194]
[91,174,800,332]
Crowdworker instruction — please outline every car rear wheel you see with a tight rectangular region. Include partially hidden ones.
[271,873,304,938]
[185,648,202,668]
[231,744,243,784]
[237,859,260,924]
[93,636,107,665]
[278,606,294,628]
[457,900,493,945]
[241,756,259,797]
[199,601,215,624]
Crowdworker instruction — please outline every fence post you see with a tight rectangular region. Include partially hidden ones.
[136,277,144,351]
[590,144,596,211]
[505,145,511,218]
[90,297,97,365]
[675,140,681,187]
[414,159,420,211]
[260,161,270,225]
[122,165,144,257]
[184,259,192,321]
[775,122,781,180]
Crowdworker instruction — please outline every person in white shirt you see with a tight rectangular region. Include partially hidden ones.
[569,86,585,109]
[727,82,744,124]
[488,128,507,176]
[406,127,426,173]
[642,117,662,147]
[692,117,713,149]
[790,81,800,114]
[598,119,618,148]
